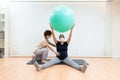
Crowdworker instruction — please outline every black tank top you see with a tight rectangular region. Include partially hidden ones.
[56,41,68,60]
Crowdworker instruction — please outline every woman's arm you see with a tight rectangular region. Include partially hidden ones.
[46,39,56,47]
[47,44,60,56]
[44,42,60,56]
[67,25,74,44]
[50,24,58,44]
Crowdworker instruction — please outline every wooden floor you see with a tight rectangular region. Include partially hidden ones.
[0,58,120,80]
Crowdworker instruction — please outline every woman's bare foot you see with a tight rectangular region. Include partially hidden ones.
[34,61,41,71]
[80,65,87,73]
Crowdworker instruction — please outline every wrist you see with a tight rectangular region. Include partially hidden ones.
[55,52,57,54]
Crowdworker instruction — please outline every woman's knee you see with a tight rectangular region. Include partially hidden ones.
[63,57,80,69]
[33,49,39,55]
[43,48,49,53]
[42,48,49,58]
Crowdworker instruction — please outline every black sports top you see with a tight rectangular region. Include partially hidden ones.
[56,41,68,60]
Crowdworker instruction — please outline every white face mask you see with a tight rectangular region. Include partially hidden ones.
[60,38,65,42]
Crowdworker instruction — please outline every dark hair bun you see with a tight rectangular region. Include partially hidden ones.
[44,30,52,37]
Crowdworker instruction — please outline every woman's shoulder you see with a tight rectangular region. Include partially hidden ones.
[56,41,60,43]
[64,41,68,45]
[37,40,47,46]
[40,39,47,43]
[56,41,68,45]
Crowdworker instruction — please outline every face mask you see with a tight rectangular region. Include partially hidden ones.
[60,38,65,42]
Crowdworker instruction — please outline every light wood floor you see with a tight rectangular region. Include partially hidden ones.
[0,58,120,80]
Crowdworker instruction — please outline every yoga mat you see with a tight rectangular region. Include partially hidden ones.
[27,59,89,65]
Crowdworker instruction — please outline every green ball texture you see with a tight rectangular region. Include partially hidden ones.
[50,5,75,32]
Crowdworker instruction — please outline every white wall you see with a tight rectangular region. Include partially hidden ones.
[112,0,120,58]
[9,1,112,57]
[9,0,111,1]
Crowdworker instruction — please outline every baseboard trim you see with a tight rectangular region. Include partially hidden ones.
[8,56,112,58]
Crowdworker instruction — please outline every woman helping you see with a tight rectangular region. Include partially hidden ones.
[31,30,58,63]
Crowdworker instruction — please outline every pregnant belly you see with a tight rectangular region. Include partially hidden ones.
[57,51,68,60]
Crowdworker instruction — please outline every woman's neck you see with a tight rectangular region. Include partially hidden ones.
[60,42,64,45]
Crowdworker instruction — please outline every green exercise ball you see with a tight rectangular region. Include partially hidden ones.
[49,5,75,32]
